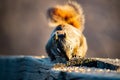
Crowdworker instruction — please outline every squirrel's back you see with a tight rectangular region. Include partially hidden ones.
[47,1,85,31]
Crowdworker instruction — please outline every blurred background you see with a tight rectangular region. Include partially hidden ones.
[0,0,120,58]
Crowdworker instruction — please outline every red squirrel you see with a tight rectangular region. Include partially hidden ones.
[46,1,88,62]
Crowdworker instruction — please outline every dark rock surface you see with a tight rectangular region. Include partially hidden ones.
[0,56,120,80]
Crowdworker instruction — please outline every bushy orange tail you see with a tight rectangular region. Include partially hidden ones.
[47,1,85,31]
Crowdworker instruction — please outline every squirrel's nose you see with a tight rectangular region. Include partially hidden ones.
[55,31,66,40]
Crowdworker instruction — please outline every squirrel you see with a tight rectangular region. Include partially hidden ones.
[46,1,88,63]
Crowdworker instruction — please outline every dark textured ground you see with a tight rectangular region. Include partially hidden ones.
[0,56,120,80]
